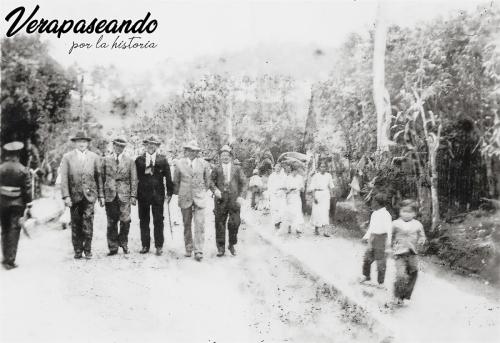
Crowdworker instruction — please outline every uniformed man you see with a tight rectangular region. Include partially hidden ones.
[59,131,104,259]
[0,141,32,270]
[102,137,137,255]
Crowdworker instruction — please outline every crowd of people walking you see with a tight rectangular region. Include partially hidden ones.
[1,130,426,306]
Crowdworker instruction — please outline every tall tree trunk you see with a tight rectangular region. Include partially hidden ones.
[373,1,391,151]
[429,145,440,232]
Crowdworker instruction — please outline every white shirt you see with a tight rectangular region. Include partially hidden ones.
[363,207,392,239]
[222,162,231,183]
[145,152,157,167]
[75,149,87,163]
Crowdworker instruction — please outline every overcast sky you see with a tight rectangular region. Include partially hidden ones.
[2,0,496,72]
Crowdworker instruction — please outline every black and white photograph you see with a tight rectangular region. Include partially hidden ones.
[0,0,499,342]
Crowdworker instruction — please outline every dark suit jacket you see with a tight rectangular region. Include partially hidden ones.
[135,153,173,204]
[211,163,246,209]
[60,149,103,204]
[102,154,138,203]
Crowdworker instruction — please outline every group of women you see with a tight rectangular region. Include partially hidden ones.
[266,160,335,237]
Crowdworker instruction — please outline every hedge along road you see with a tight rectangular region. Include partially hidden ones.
[0,193,385,343]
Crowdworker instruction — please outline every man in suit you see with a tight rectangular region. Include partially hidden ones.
[60,131,104,259]
[173,140,211,261]
[102,137,137,255]
[135,135,173,255]
[0,141,32,269]
[210,145,246,256]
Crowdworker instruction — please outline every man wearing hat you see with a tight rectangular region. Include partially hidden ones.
[210,145,246,256]
[0,141,32,269]
[173,140,211,261]
[135,135,173,255]
[102,137,137,255]
[59,131,104,259]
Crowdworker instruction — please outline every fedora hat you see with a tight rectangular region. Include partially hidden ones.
[143,135,161,145]
[112,137,127,146]
[3,141,24,151]
[183,140,201,151]
[71,131,92,142]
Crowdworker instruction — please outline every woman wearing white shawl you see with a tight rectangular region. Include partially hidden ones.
[310,160,335,237]
[267,163,286,229]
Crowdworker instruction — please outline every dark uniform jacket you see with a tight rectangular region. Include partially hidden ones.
[0,160,32,208]
[102,154,138,203]
[60,149,104,203]
[135,153,174,204]
[210,163,246,210]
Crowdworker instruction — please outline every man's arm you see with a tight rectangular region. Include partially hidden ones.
[60,155,70,200]
[130,158,138,198]
[22,167,32,205]
[173,163,181,195]
[95,156,104,200]
[163,158,174,197]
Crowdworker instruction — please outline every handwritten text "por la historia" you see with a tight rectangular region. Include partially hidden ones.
[68,35,157,54]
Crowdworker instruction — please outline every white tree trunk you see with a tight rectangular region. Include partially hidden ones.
[373,1,391,151]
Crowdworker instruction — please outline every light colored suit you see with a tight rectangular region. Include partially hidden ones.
[173,157,211,254]
[60,149,103,203]
[102,154,137,203]
[102,154,138,252]
[59,149,103,254]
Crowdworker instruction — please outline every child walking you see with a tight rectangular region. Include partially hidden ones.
[360,193,392,286]
[391,199,426,305]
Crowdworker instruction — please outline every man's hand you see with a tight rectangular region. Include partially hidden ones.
[214,189,222,199]
[313,195,319,204]
[166,195,172,204]
[361,236,368,244]
[130,197,137,206]
[64,197,72,207]
[98,198,105,207]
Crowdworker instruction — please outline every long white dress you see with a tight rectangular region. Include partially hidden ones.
[267,171,286,224]
[310,172,334,227]
[285,173,304,232]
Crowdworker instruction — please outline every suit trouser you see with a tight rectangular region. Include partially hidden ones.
[394,252,419,300]
[138,199,164,249]
[70,198,95,254]
[105,195,131,252]
[214,198,241,250]
[0,206,24,265]
[181,204,205,254]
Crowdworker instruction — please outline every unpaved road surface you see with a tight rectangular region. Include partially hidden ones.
[0,196,381,343]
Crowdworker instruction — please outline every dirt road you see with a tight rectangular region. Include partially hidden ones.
[0,196,381,343]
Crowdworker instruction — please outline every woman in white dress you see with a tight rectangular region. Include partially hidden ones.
[285,161,304,236]
[267,163,286,229]
[310,160,335,237]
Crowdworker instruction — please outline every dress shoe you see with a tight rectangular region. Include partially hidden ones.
[74,252,83,259]
[3,262,18,270]
[107,250,118,256]
[228,245,236,256]
[184,251,192,257]
[156,247,163,256]
[84,251,92,259]
[194,253,203,261]
[323,232,331,237]
[216,249,225,257]
[140,247,149,254]
[122,246,129,254]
